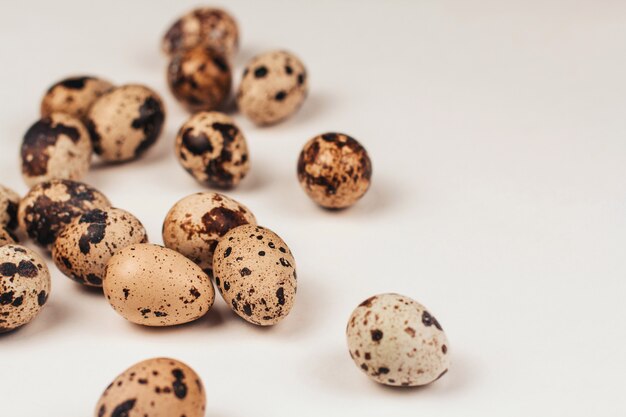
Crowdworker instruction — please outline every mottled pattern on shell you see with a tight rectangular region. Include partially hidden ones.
[297,132,372,209]
[95,357,206,417]
[0,244,50,333]
[175,112,249,188]
[0,228,17,247]
[40,76,114,120]
[52,207,148,287]
[346,293,450,387]
[237,50,308,125]
[0,185,20,232]
[213,224,297,326]
[162,192,256,274]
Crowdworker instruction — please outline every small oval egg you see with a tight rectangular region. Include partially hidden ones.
[0,185,20,232]
[86,84,166,162]
[0,228,17,247]
[346,293,450,387]
[213,224,297,326]
[52,207,148,287]
[163,192,256,275]
[162,7,239,60]
[0,244,50,333]
[21,112,93,186]
[237,50,308,125]
[297,132,372,209]
[94,357,206,417]
[103,244,214,326]
[167,46,232,113]
[40,76,114,120]
[175,112,250,188]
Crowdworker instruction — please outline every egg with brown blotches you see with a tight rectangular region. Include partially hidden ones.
[94,357,206,417]
[213,224,297,326]
[40,76,114,120]
[346,293,450,387]
[0,185,19,232]
[0,228,17,247]
[52,207,148,287]
[103,244,214,326]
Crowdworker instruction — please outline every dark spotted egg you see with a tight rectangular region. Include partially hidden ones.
[103,244,214,326]
[213,224,297,326]
[21,112,93,186]
[94,357,206,417]
[0,244,50,333]
[346,293,450,387]
[237,50,308,125]
[86,84,165,162]
[52,207,148,287]
[163,192,256,275]
[40,76,113,121]
[175,112,250,188]
[297,132,372,209]
[18,179,111,249]
[0,185,19,232]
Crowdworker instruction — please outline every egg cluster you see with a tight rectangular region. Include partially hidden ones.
[1,6,450,416]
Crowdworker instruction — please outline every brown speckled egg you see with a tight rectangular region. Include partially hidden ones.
[0,244,50,333]
[175,112,249,188]
[167,46,232,113]
[163,192,256,275]
[40,76,114,120]
[95,357,206,417]
[18,179,111,249]
[21,113,92,186]
[213,224,296,326]
[52,207,148,287]
[162,7,239,60]
[346,293,450,387]
[0,185,20,232]
[297,132,372,209]
[86,84,166,162]
[237,50,308,125]
[0,228,17,247]
[103,244,214,326]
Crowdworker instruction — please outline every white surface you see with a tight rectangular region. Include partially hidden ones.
[1,1,625,415]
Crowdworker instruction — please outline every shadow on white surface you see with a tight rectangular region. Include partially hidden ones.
[0,299,71,342]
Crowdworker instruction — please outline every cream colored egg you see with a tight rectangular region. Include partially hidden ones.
[94,357,206,417]
[103,244,214,326]
[346,293,450,387]
[0,185,19,232]
[213,224,297,326]
[0,228,17,247]
[40,76,114,120]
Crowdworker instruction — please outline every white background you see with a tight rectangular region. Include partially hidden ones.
[1,0,625,415]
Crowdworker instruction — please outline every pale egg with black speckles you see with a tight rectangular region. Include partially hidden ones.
[40,76,114,120]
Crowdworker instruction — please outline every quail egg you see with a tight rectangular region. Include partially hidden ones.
[0,228,17,247]
[0,185,19,232]
[40,76,114,120]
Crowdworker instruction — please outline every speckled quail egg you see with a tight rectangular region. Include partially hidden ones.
[175,112,249,188]
[52,207,147,287]
[103,244,214,326]
[0,244,50,333]
[167,46,232,113]
[0,228,17,247]
[21,112,93,186]
[237,50,308,125]
[213,224,297,326]
[18,179,111,249]
[40,76,114,120]
[346,293,450,387]
[162,7,239,60]
[0,185,20,232]
[297,132,372,209]
[95,357,206,417]
[163,192,256,275]
[86,84,166,162]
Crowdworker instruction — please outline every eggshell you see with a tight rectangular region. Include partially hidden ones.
[0,185,19,232]
[0,228,17,247]
[18,179,111,249]
[103,244,214,326]
[346,293,450,387]
[162,192,256,275]
[52,207,148,287]
[162,7,239,60]
[237,50,308,125]
[21,112,93,186]
[94,357,206,417]
[0,244,50,333]
[297,132,372,209]
[175,112,250,188]
[40,76,114,120]
[167,46,232,113]
[86,84,166,162]
[213,224,297,326]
